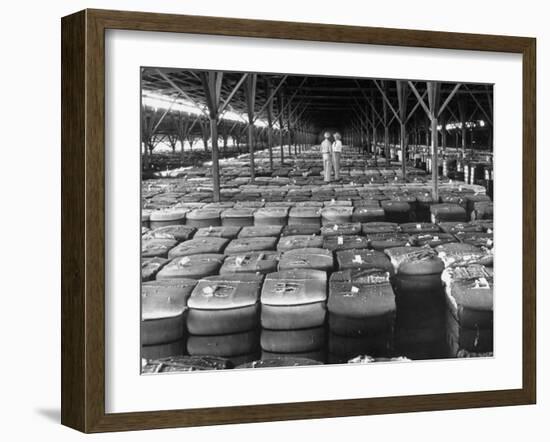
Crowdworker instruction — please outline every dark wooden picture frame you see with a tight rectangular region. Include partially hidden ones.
[61,9,536,433]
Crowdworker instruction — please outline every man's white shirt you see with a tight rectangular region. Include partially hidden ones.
[321,139,332,153]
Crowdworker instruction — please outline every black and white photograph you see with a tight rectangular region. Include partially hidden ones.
[140,68,494,373]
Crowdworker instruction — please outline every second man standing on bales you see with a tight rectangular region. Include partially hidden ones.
[332,132,342,180]
[321,132,333,182]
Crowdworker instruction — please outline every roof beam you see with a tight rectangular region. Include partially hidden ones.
[374,79,401,123]
[253,75,288,122]
[218,73,248,115]
[156,69,209,118]
[438,83,462,118]
[463,84,493,126]
[408,81,432,118]
[150,94,180,135]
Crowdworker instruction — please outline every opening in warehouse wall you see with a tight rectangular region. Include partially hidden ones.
[139,66,494,374]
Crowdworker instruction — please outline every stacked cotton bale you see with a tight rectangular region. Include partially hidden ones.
[260,269,328,362]
[328,269,396,363]
[185,273,263,367]
[441,265,493,357]
[141,279,196,360]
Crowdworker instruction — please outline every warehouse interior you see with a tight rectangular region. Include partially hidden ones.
[140,68,494,373]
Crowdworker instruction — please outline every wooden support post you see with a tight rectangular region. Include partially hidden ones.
[265,78,274,171]
[244,74,258,181]
[382,82,390,160]
[167,132,177,153]
[400,123,406,175]
[372,124,377,159]
[286,110,292,157]
[248,124,255,176]
[485,85,494,151]
[222,132,228,156]
[458,98,467,159]
[266,123,274,170]
[234,132,241,154]
[441,117,447,151]
[425,124,430,150]
[175,113,190,164]
[178,125,186,162]
[370,90,379,159]
[441,117,448,177]
[365,106,372,153]
[199,71,224,202]
[427,81,441,201]
[143,142,150,169]
[293,125,298,156]
[142,113,151,170]
[286,129,291,157]
[396,80,409,179]
[277,93,285,165]
[430,115,439,198]
[209,117,220,201]
[199,118,209,152]
[279,128,284,164]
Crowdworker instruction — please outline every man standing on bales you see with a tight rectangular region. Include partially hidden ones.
[321,131,333,182]
[332,132,343,181]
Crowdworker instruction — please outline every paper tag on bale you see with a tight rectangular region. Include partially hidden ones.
[338,236,344,245]
[353,255,363,264]
[178,257,191,266]
[474,277,491,289]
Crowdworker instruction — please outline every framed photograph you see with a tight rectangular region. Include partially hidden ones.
[61,9,536,433]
